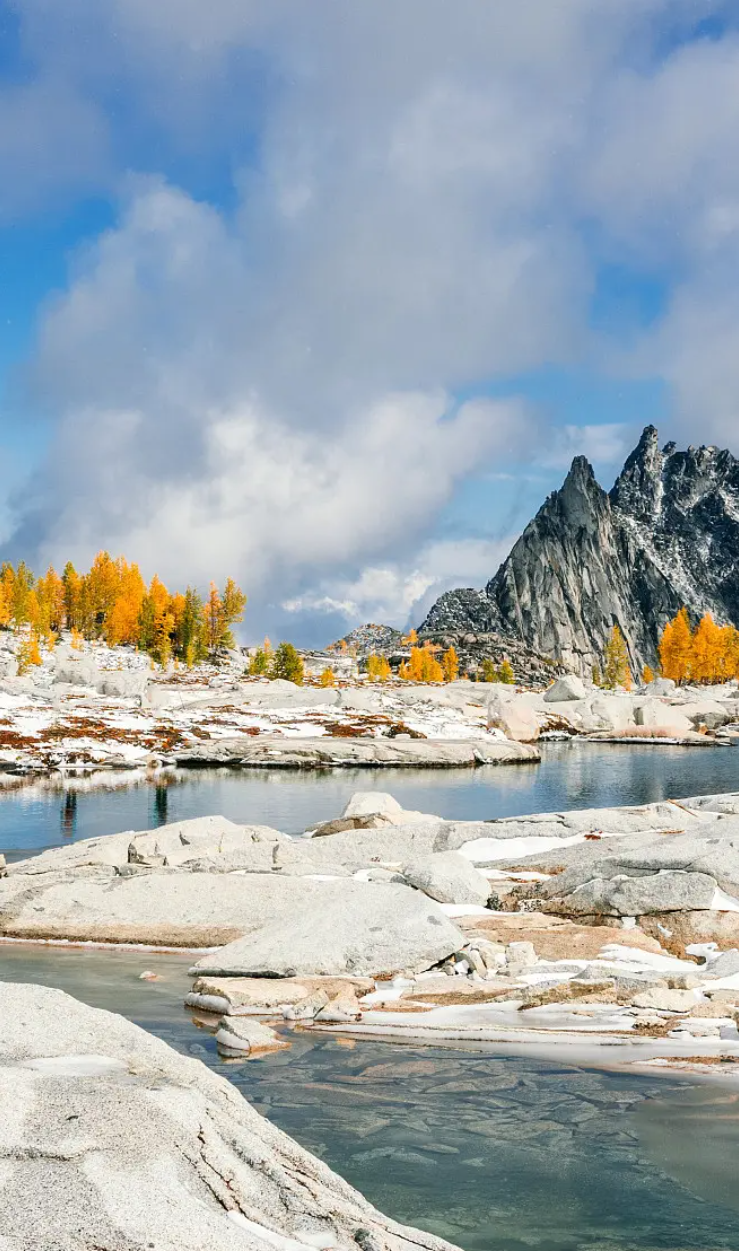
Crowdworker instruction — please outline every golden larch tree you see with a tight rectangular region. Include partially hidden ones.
[497,659,515,684]
[659,608,692,683]
[691,613,723,684]
[442,646,459,683]
[106,562,147,646]
[603,625,632,690]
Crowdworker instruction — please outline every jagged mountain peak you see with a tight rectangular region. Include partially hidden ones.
[556,454,608,530]
[420,425,739,674]
[610,425,664,519]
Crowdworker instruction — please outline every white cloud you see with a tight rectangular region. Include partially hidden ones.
[21,183,531,595]
[541,423,636,472]
[282,536,516,633]
[9,0,739,636]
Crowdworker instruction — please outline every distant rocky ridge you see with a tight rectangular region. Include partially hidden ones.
[420,427,739,674]
[330,622,565,685]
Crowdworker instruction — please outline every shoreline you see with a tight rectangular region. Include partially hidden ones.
[0,732,729,783]
[6,780,739,1082]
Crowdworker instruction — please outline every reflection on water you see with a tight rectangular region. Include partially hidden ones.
[637,1084,739,1216]
[2,740,739,857]
[154,783,168,826]
[61,790,77,837]
[2,944,739,1250]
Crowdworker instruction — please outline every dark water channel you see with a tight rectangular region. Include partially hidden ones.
[2,740,739,859]
[2,943,739,1251]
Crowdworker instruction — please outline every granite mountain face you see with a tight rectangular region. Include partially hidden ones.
[420,427,739,674]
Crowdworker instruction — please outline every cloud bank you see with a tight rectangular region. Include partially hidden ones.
[5,1,739,638]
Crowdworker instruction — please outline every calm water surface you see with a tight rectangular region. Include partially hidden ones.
[2,740,739,857]
[4,747,739,1247]
[1,944,739,1251]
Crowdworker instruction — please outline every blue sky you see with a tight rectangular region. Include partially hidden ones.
[2,1,739,645]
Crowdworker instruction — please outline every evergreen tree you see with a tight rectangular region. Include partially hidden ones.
[270,642,304,684]
[497,659,515,684]
[248,648,270,676]
[177,588,206,666]
[62,562,82,630]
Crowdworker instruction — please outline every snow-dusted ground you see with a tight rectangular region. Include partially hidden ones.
[0,635,512,772]
[3,629,739,772]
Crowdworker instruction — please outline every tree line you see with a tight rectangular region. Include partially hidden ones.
[366,638,515,684]
[592,610,739,691]
[658,607,739,684]
[0,553,246,666]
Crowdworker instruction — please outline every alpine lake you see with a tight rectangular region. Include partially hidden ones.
[3,739,739,1251]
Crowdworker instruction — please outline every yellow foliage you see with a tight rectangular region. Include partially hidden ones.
[366,654,391,682]
[1,557,246,669]
[659,608,692,683]
[399,644,444,683]
[402,628,418,646]
[319,667,336,687]
[442,646,459,683]
[603,625,632,690]
[106,562,146,646]
[658,609,739,685]
[497,659,515,684]
[642,664,655,684]
[16,630,42,674]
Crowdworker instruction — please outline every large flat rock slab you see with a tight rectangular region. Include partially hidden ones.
[175,735,539,768]
[189,881,464,978]
[9,815,285,877]
[0,872,463,976]
[0,983,458,1251]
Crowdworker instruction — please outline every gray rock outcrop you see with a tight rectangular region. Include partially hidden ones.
[0,982,458,1251]
[189,881,464,978]
[174,736,538,768]
[402,852,491,906]
[0,871,463,973]
[543,675,587,702]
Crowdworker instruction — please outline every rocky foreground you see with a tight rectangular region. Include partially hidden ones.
[0,981,459,1251]
[7,788,739,1070]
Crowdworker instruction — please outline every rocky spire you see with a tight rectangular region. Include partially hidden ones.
[557,455,609,532]
[609,425,663,520]
[420,424,739,673]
